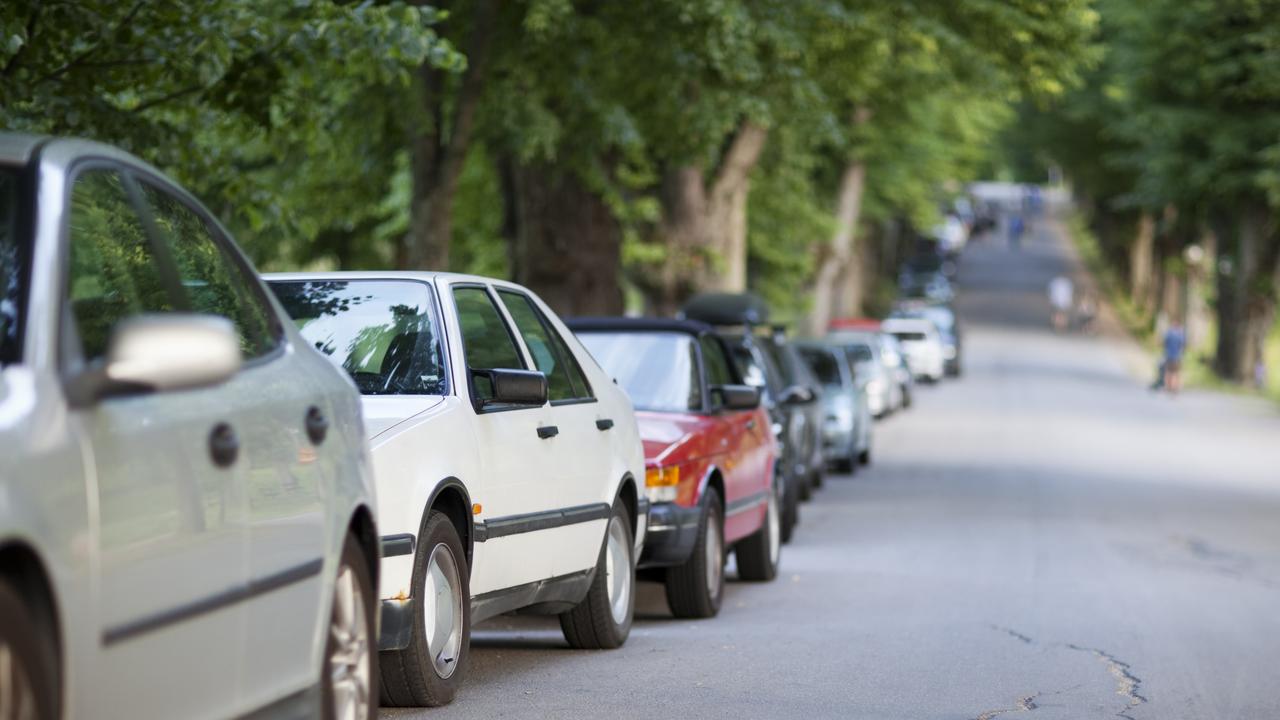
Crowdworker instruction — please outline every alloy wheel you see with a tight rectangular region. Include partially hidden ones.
[421,543,465,679]
[327,564,371,720]
[605,516,633,625]
[705,509,724,600]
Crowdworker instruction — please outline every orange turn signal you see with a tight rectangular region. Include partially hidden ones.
[472,503,483,515]
[645,466,680,487]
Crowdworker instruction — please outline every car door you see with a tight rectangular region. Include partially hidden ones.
[700,334,769,541]
[130,177,330,706]
[449,284,557,594]
[494,288,609,577]
[61,166,248,717]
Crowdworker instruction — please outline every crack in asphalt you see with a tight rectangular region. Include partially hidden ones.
[985,626,1149,719]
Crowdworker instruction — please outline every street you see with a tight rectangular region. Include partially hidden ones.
[385,221,1280,720]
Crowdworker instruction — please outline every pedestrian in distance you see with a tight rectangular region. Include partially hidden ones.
[1161,320,1187,394]
[1048,275,1073,332]
[1008,213,1025,249]
[1075,292,1098,335]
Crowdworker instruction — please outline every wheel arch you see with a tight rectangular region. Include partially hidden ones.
[615,472,638,535]
[0,540,63,715]
[346,504,380,591]
[701,466,726,514]
[427,477,474,571]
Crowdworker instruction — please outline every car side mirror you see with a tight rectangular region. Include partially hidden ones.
[66,314,242,406]
[711,384,761,411]
[476,368,548,407]
[778,384,817,406]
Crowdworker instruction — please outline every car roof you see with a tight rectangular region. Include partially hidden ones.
[882,317,934,330]
[792,340,840,356]
[0,133,46,166]
[565,316,715,336]
[263,270,526,288]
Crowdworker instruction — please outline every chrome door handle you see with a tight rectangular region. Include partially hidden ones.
[537,425,559,439]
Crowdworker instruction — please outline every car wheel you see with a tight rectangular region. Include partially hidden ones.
[798,472,812,501]
[736,480,780,582]
[322,535,377,720]
[664,487,725,618]
[560,498,634,649]
[811,467,824,489]
[380,510,470,708]
[859,447,871,466]
[833,456,854,473]
[901,386,912,408]
[0,579,56,720]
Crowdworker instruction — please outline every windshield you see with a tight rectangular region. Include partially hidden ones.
[0,168,23,366]
[893,331,927,342]
[577,330,700,412]
[270,279,446,395]
[797,346,842,390]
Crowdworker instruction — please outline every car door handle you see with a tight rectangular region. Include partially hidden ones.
[305,406,329,445]
[209,423,239,468]
[537,425,559,439]
[595,418,614,431]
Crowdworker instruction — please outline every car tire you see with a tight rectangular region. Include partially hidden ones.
[322,534,378,720]
[736,481,781,582]
[859,447,871,466]
[560,498,634,649]
[664,487,725,618]
[812,467,824,489]
[380,510,470,708]
[833,456,854,474]
[901,386,912,409]
[798,473,812,501]
[0,579,57,720]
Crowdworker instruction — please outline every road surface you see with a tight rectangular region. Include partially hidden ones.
[384,219,1280,719]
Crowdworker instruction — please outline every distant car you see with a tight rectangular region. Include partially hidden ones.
[0,135,380,720]
[828,323,903,416]
[681,293,812,543]
[794,342,873,472]
[899,269,955,303]
[881,317,946,382]
[878,333,915,408]
[269,272,648,707]
[893,303,962,377]
[569,317,782,619]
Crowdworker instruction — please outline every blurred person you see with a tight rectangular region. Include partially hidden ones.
[1008,214,1025,249]
[1162,319,1187,394]
[1075,292,1098,334]
[1048,275,1073,332]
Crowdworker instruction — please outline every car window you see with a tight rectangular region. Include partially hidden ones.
[700,335,735,386]
[497,290,593,402]
[845,344,875,363]
[798,347,842,390]
[0,169,23,366]
[578,331,698,412]
[66,169,175,361]
[893,331,927,342]
[452,286,526,402]
[137,181,279,359]
[270,280,445,395]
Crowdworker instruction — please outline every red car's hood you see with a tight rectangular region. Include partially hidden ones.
[636,410,719,466]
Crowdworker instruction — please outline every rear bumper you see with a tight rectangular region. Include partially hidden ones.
[638,501,701,568]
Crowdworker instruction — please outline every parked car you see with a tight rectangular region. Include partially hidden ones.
[878,333,915,408]
[268,272,647,707]
[881,316,946,383]
[568,317,782,618]
[893,302,962,377]
[680,293,813,543]
[794,342,873,473]
[828,322,901,416]
[759,328,827,498]
[0,135,380,720]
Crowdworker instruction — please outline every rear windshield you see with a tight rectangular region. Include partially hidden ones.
[0,168,24,366]
[270,280,446,395]
[893,331,927,342]
[797,346,842,390]
[577,330,700,412]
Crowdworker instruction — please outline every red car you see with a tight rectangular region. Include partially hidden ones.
[569,318,782,618]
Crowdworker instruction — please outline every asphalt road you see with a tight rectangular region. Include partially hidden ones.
[384,219,1280,720]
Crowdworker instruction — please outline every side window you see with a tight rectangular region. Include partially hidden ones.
[497,290,593,402]
[452,286,525,403]
[66,170,173,361]
[137,182,279,359]
[700,335,735,386]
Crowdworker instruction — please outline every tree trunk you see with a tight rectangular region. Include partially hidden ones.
[809,158,867,335]
[1211,200,1280,382]
[401,0,497,270]
[509,163,624,316]
[1129,210,1155,314]
[647,121,768,312]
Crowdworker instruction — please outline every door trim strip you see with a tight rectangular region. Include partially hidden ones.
[101,558,324,646]
[474,502,612,543]
[725,490,769,516]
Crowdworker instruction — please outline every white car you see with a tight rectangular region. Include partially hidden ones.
[881,317,946,383]
[0,135,380,720]
[826,330,902,416]
[267,272,648,707]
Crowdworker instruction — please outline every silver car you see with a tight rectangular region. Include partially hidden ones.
[794,342,873,472]
[0,135,379,720]
[826,330,901,417]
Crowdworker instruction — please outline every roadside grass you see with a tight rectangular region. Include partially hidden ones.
[1064,210,1280,403]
